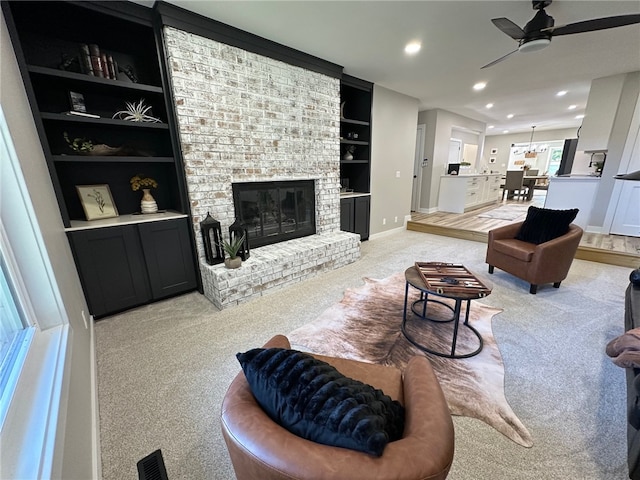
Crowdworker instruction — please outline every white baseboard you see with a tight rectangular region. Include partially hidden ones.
[90,317,102,480]
[369,225,406,240]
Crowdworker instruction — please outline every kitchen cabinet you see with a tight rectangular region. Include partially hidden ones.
[340,195,370,241]
[437,174,501,213]
[610,180,640,237]
[68,216,197,318]
[544,176,600,230]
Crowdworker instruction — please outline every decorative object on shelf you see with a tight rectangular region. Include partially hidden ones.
[68,91,87,113]
[130,174,158,214]
[140,189,158,214]
[221,233,246,269]
[117,64,138,83]
[340,101,346,118]
[229,218,250,261]
[200,213,224,265]
[64,132,130,156]
[342,145,356,161]
[346,132,359,140]
[113,99,161,123]
[64,132,93,154]
[76,184,118,221]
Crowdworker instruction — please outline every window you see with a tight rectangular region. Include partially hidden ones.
[0,242,34,430]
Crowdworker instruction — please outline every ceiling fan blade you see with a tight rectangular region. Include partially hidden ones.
[545,14,640,36]
[481,49,519,69]
[491,17,526,40]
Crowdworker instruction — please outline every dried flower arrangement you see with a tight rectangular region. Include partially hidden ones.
[130,174,158,191]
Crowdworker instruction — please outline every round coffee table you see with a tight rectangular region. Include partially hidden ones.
[402,264,491,359]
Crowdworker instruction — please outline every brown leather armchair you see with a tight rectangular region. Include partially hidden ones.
[486,221,583,294]
[221,335,454,480]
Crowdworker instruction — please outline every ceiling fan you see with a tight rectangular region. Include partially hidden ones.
[481,0,640,69]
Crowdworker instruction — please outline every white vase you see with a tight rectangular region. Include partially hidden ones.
[140,188,158,214]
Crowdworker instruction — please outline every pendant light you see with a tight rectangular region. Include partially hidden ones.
[525,126,537,159]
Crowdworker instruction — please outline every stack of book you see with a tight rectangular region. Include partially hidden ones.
[79,43,118,80]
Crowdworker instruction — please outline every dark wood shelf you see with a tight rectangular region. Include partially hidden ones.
[41,112,169,129]
[340,139,369,146]
[53,155,174,163]
[340,159,369,164]
[340,117,369,126]
[28,65,163,93]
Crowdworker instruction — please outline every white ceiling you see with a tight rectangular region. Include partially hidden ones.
[142,0,640,135]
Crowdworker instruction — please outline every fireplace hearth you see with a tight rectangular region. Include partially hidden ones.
[232,180,316,248]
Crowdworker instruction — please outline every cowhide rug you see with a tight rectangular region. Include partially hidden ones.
[288,272,533,448]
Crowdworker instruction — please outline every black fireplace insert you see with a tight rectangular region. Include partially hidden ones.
[232,180,316,248]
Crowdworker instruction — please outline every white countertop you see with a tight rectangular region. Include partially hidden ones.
[67,210,188,231]
[340,191,370,198]
[550,175,601,182]
[440,173,502,178]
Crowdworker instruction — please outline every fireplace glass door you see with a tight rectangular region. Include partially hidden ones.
[232,180,316,248]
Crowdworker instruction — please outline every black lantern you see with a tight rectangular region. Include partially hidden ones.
[229,218,250,261]
[200,212,224,265]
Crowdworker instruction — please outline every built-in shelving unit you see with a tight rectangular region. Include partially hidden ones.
[3,0,198,318]
[340,74,372,240]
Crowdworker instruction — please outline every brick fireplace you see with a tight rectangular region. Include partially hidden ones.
[163,26,360,308]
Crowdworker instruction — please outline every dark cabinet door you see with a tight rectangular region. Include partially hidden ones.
[340,197,355,232]
[68,226,151,318]
[138,218,197,299]
[354,196,370,241]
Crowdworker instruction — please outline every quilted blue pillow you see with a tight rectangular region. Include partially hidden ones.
[236,347,404,457]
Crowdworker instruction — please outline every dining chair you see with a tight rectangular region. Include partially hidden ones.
[502,170,526,200]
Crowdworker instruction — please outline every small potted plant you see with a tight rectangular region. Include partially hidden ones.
[220,233,246,269]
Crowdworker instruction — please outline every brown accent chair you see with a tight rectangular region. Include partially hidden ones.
[486,222,583,294]
[221,335,455,480]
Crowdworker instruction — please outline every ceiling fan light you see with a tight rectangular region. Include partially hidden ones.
[519,38,551,53]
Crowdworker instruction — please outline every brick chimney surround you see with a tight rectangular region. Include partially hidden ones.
[164,27,361,309]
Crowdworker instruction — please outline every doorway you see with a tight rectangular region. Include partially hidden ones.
[412,124,426,212]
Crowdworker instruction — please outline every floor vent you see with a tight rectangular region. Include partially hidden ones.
[137,449,168,480]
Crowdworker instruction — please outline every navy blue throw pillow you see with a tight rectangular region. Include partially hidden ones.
[236,347,405,457]
[515,206,579,245]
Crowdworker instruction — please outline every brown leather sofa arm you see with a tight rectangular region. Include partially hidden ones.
[488,222,524,241]
[529,224,583,275]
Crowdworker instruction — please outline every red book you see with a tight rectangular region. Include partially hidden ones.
[88,44,104,78]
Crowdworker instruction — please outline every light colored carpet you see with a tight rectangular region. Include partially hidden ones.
[288,272,532,447]
[95,229,630,480]
[477,204,530,220]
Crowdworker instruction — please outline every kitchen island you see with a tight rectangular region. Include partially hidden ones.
[544,175,600,230]
[437,173,502,213]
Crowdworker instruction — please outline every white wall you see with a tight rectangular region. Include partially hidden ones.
[484,128,578,174]
[1,11,97,479]
[417,109,486,211]
[370,85,419,234]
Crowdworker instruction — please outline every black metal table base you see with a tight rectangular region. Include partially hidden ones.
[402,281,483,359]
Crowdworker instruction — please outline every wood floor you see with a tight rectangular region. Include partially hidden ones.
[407,192,640,268]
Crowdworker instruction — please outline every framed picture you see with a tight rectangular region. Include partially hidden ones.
[490,148,498,155]
[69,91,87,113]
[76,184,118,221]
[489,157,496,164]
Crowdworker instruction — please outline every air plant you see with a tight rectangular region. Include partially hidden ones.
[112,99,161,123]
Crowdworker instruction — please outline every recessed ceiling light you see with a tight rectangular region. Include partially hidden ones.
[404,42,421,54]
[503,130,510,134]
[568,105,577,110]
[488,125,495,129]
[556,90,568,97]
[486,103,494,109]
[473,82,487,91]
[575,114,585,119]
[507,114,514,119]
